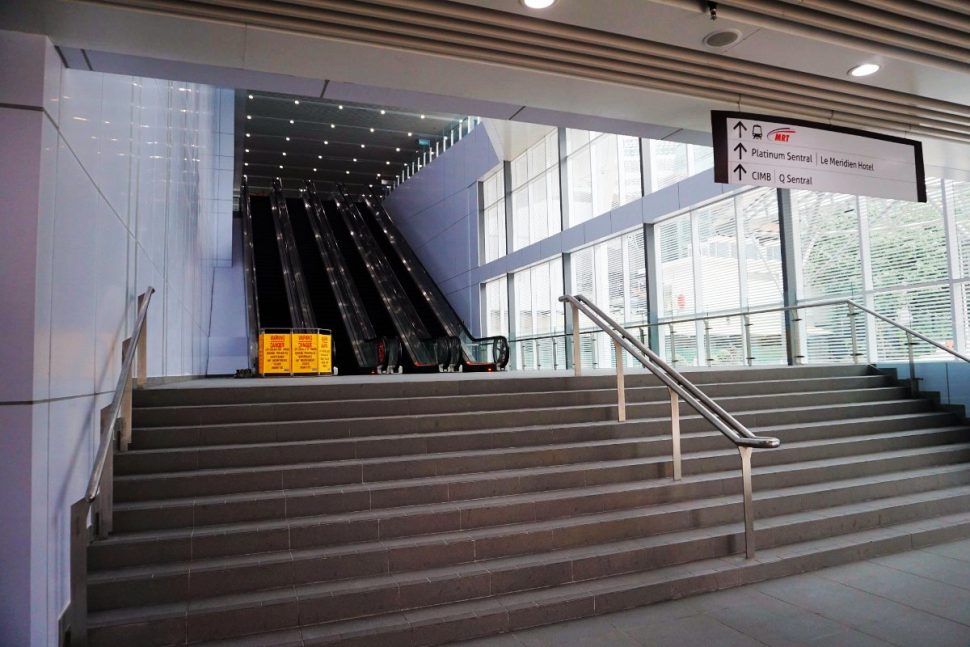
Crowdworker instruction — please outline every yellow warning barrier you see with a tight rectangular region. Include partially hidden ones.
[258,329,333,376]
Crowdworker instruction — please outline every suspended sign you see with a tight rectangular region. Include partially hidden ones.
[711,111,926,202]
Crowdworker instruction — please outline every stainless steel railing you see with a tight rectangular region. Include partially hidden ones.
[69,287,154,647]
[560,294,780,559]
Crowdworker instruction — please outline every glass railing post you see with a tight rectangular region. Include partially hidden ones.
[704,318,713,366]
[669,388,681,481]
[848,303,860,364]
[614,339,626,422]
[739,446,756,559]
[572,306,582,377]
[907,331,918,394]
[743,314,753,366]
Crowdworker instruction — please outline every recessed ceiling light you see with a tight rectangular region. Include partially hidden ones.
[346,170,350,174]
[370,128,375,133]
[331,124,335,128]
[521,0,556,7]
[246,115,252,120]
[395,147,401,152]
[361,144,366,148]
[247,94,254,99]
[848,63,880,77]
[380,110,386,115]
[318,154,323,159]
[289,119,295,124]
[285,136,290,141]
[370,184,373,187]
[353,158,357,162]
[313,168,317,172]
[338,105,343,110]
[244,162,249,166]
[279,165,284,169]
[245,148,249,153]
[408,132,413,136]
[294,99,300,105]
[245,133,250,138]
[703,29,741,48]
[282,152,286,156]
[386,161,390,165]
[420,114,426,119]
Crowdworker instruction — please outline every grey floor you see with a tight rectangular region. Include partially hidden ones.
[454,539,970,647]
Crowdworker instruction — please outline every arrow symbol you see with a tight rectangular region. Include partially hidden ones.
[732,121,748,136]
[733,142,747,159]
[733,163,747,181]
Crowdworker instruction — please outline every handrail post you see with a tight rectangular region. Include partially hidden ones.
[572,305,581,377]
[743,314,753,366]
[136,293,148,386]
[69,500,89,647]
[669,388,682,481]
[907,331,918,394]
[614,339,626,422]
[120,339,133,452]
[848,302,860,364]
[96,407,114,539]
[739,446,755,559]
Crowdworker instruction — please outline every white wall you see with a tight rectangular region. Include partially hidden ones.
[0,30,233,646]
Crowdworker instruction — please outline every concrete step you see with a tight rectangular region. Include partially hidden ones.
[112,415,956,504]
[85,486,970,645]
[87,465,970,611]
[109,424,968,534]
[131,378,897,428]
[93,439,970,570]
[131,365,874,408]
[116,388,917,474]
[188,511,970,647]
[128,395,929,451]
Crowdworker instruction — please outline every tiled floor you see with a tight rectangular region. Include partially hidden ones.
[454,539,970,647]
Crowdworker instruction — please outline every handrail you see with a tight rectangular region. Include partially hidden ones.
[240,179,260,370]
[272,179,316,329]
[71,287,154,646]
[85,287,154,501]
[560,294,779,559]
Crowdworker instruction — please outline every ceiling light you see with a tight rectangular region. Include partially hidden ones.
[386,161,390,165]
[248,94,253,99]
[353,158,357,162]
[246,115,252,120]
[285,136,290,141]
[324,141,329,145]
[370,128,375,133]
[294,99,300,105]
[370,184,373,187]
[282,152,286,156]
[420,114,426,119]
[395,147,401,152]
[361,144,366,148]
[521,0,556,7]
[244,162,249,166]
[331,124,335,128]
[245,148,250,153]
[279,165,284,169]
[346,170,350,174]
[246,133,250,138]
[380,110,386,115]
[408,132,413,136]
[289,119,295,124]
[313,168,317,172]
[318,155,323,159]
[338,105,343,109]
[848,63,880,77]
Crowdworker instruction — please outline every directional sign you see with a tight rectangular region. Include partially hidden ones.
[711,111,926,202]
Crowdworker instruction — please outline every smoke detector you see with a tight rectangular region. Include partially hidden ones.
[703,29,741,49]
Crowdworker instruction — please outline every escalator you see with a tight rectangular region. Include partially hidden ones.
[288,184,399,373]
[325,195,460,371]
[247,191,293,331]
[353,189,509,370]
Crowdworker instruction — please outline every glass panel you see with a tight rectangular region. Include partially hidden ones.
[695,198,739,313]
[619,135,642,205]
[511,187,530,251]
[874,286,952,361]
[567,145,593,227]
[748,311,786,365]
[803,302,858,364]
[650,140,689,191]
[658,215,695,316]
[738,188,783,307]
[793,190,862,299]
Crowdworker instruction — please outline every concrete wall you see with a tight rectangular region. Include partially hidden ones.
[384,126,500,337]
[878,361,970,418]
[0,30,232,646]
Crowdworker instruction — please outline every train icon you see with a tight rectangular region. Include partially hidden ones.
[752,125,763,140]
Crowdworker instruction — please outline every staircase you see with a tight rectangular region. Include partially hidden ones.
[86,365,970,646]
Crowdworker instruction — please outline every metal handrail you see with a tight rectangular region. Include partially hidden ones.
[561,294,779,559]
[85,287,154,501]
[240,180,260,370]
[71,287,154,646]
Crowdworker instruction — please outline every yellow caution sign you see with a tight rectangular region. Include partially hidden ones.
[258,333,291,374]
[318,333,332,374]
[292,332,319,373]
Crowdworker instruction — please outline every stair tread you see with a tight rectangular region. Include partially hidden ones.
[89,464,970,584]
[87,486,970,628]
[128,395,920,433]
[113,423,957,482]
[111,435,969,515]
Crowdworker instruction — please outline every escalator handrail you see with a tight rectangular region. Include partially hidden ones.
[240,179,261,370]
[271,180,316,329]
[357,185,509,368]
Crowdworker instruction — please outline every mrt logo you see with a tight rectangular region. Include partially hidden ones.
[767,128,796,143]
